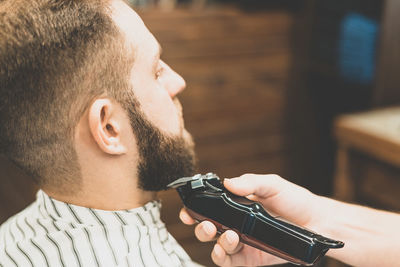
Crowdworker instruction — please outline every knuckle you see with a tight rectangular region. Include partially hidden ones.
[268,174,281,181]
[240,173,255,179]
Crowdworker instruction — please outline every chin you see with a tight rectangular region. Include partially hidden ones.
[183,129,195,148]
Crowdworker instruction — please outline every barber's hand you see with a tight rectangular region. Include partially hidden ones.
[179,174,321,267]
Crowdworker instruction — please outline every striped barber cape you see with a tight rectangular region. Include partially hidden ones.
[0,190,202,267]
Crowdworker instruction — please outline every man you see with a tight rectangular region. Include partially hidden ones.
[0,0,200,266]
[181,174,400,267]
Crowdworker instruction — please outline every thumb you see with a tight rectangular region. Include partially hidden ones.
[224,174,287,199]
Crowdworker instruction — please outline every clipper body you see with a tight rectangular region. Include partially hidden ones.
[168,173,344,266]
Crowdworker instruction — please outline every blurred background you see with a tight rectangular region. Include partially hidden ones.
[1,0,400,266]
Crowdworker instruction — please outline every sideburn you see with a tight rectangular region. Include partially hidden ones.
[123,96,196,191]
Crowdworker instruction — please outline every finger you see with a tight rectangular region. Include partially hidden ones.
[194,221,217,242]
[179,208,196,225]
[211,243,232,267]
[217,230,242,255]
[224,174,287,199]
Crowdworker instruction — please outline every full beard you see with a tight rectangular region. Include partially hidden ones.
[124,97,197,191]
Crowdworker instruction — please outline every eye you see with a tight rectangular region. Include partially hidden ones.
[155,65,164,80]
[155,69,162,79]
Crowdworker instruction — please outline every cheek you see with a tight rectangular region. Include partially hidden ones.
[140,86,181,135]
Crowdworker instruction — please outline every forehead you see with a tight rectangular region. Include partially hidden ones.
[109,0,158,61]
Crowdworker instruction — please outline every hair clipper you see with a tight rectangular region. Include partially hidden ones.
[167,173,344,266]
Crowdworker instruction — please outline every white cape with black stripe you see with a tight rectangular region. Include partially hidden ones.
[0,190,203,267]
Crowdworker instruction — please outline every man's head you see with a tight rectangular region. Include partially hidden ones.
[0,0,196,198]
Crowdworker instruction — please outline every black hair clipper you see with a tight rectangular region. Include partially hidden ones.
[167,173,344,266]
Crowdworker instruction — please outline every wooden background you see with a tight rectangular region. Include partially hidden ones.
[0,5,302,266]
[143,7,296,266]
[1,1,400,266]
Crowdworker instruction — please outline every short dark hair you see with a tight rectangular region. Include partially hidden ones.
[0,0,133,192]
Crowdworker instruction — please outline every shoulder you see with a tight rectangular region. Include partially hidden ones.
[0,202,37,245]
[0,202,41,265]
[0,203,97,266]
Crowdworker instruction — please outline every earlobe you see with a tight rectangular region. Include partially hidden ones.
[88,98,127,155]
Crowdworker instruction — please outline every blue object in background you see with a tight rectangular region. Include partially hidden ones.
[338,13,379,85]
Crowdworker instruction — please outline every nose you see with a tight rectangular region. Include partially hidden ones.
[169,72,186,98]
[161,61,186,98]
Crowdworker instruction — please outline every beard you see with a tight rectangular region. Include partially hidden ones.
[124,97,197,191]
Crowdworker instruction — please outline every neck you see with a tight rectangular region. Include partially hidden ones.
[43,178,157,211]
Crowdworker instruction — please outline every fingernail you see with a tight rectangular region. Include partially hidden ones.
[181,211,190,221]
[226,231,236,245]
[214,244,223,257]
[203,222,214,235]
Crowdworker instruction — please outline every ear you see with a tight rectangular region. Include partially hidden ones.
[88,98,127,155]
